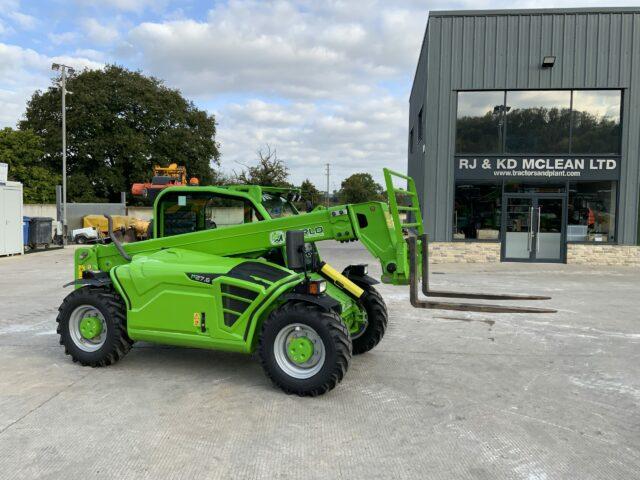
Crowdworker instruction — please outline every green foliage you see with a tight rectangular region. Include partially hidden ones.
[339,173,383,204]
[234,145,291,187]
[300,178,321,202]
[20,65,220,202]
[505,107,571,153]
[0,128,59,203]
[296,178,322,211]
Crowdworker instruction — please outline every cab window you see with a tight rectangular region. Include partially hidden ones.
[262,193,298,218]
[159,191,263,237]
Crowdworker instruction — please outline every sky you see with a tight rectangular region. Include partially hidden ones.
[0,0,635,190]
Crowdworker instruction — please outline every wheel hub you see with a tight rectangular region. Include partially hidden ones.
[287,336,314,364]
[79,316,103,339]
[273,323,326,379]
[350,308,368,339]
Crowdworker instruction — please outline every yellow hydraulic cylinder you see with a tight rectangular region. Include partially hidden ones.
[320,263,365,298]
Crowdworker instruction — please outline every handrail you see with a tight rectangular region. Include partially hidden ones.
[383,168,424,241]
[105,215,132,262]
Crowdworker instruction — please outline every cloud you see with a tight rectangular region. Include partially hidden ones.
[216,95,408,188]
[48,31,79,45]
[127,1,426,101]
[121,1,426,187]
[8,11,37,29]
[0,43,102,126]
[78,0,168,14]
[82,18,119,44]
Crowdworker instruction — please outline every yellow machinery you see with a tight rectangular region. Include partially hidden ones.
[83,215,150,242]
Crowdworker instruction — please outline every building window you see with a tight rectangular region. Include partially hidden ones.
[456,91,504,154]
[567,181,617,242]
[453,183,502,240]
[455,90,622,154]
[409,128,414,153]
[417,107,423,142]
[571,90,621,154]
[505,90,571,153]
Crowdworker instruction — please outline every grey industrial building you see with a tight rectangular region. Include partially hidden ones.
[408,7,640,262]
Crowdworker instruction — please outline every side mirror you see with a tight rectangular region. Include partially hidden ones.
[285,230,305,270]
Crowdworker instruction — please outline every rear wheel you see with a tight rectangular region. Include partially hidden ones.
[258,302,351,396]
[351,283,388,355]
[57,287,133,367]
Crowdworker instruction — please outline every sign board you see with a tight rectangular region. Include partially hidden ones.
[0,162,7,183]
[454,156,620,181]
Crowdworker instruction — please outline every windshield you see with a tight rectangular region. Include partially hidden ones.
[262,193,299,218]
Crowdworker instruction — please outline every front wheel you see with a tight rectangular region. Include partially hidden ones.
[258,302,352,396]
[351,283,388,355]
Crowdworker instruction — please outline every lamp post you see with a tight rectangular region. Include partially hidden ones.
[325,163,330,206]
[51,63,75,244]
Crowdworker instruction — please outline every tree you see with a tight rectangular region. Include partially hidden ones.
[234,145,290,186]
[0,128,59,203]
[20,65,220,202]
[300,178,321,202]
[339,173,383,204]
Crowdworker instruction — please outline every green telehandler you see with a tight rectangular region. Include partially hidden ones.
[57,169,554,396]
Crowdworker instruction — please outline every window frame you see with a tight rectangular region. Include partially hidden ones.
[450,178,620,244]
[566,180,619,244]
[417,107,424,142]
[454,88,623,156]
[156,189,265,238]
[452,180,504,243]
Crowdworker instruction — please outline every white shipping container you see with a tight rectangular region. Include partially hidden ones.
[0,181,24,256]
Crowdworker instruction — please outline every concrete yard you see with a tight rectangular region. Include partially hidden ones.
[0,243,638,479]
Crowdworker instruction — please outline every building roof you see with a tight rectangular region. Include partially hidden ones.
[429,7,640,17]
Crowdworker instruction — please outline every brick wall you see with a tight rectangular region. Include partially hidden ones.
[429,242,501,263]
[566,244,640,266]
[428,242,640,266]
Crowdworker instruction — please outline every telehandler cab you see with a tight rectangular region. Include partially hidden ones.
[58,169,554,396]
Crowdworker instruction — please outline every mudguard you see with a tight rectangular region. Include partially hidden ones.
[280,293,342,314]
[342,265,379,286]
[63,271,112,288]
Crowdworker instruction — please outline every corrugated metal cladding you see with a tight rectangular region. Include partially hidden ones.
[408,8,640,244]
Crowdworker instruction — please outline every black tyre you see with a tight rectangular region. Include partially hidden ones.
[75,235,87,245]
[57,287,133,367]
[258,302,352,396]
[351,283,388,355]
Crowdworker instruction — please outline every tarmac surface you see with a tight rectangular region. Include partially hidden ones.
[0,243,638,479]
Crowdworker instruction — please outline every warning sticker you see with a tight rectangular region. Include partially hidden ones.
[193,312,201,327]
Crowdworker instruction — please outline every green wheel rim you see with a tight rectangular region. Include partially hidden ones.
[79,316,103,340]
[288,337,314,364]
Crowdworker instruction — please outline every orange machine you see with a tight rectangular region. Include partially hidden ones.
[131,164,199,200]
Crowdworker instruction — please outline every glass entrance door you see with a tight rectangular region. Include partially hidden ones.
[504,197,533,260]
[502,195,566,262]
[535,198,564,261]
